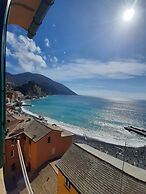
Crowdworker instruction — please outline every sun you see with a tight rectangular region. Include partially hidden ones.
[122,8,135,22]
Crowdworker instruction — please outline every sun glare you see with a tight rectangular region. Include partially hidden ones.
[123,8,135,22]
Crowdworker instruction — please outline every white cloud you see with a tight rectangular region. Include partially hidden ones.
[6,47,14,57]
[50,56,58,63]
[44,38,50,48]
[7,31,47,72]
[19,35,41,53]
[6,31,146,83]
[45,58,146,81]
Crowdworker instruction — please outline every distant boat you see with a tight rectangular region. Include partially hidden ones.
[124,126,146,137]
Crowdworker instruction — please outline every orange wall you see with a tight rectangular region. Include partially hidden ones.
[21,135,38,172]
[4,130,73,184]
[23,131,73,172]
[57,170,78,194]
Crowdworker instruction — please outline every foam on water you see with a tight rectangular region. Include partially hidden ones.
[21,104,39,118]
[22,104,146,147]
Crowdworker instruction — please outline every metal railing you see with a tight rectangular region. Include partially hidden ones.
[0,0,11,168]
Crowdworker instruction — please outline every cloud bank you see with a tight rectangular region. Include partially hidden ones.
[46,59,146,81]
[6,32,146,83]
[6,31,146,99]
[7,31,47,72]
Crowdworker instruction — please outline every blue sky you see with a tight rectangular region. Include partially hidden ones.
[6,0,146,100]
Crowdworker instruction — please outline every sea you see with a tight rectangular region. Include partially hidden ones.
[22,95,146,147]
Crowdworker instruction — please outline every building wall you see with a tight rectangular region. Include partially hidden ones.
[57,170,78,194]
[4,138,22,187]
[23,131,73,172]
[21,135,38,172]
[4,120,73,187]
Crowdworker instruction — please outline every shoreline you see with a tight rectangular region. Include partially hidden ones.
[20,105,146,169]
[21,102,146,147]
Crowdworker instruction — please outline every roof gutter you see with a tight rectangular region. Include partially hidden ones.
[27,0,54,39]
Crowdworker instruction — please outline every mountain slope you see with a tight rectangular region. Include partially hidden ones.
[6,72,77,95]
[14,81,47,97]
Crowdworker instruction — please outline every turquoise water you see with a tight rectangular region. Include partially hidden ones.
[24,95,146,146]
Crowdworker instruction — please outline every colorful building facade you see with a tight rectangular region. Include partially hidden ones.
[57,170,80,194]
[4,114,73,189]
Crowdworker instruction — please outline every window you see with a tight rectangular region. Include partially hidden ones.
[48,136,51,143]
[11,163,16,171]
[29,138,31,144]
[65,178,71,190]
[11,150,14,157]
[11,138,15,144]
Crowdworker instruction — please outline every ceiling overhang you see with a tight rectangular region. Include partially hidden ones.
[8,0,54,39]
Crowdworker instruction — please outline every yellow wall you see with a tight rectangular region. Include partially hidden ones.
[57,170,79,194]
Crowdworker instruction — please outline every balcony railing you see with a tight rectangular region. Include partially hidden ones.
[0,168,6,194]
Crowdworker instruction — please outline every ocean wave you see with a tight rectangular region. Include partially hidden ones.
[21,106,39,118]
[22,106,146,147]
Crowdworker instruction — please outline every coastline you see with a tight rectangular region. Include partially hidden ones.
[20,103,146,169]
[21,100,146,147]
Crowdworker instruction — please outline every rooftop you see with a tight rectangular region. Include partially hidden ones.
[6,111,21,132]
[56,143,146,194]
[44,123,73,137]
[24,119,52,142]
[13,163,57,194]
[6,112,73,142]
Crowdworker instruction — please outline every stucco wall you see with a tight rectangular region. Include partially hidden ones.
[23,131,73,172]
[57,170,78,194]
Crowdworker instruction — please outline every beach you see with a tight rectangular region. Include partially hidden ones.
[20,95,146,170]
[19,105,146,170]
[23,95,146,147]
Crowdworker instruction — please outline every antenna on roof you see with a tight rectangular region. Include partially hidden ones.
[120,139,127,194]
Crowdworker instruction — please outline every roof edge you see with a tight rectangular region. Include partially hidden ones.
[75,143,146,183]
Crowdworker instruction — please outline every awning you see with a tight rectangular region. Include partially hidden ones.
[8,0,54,39]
